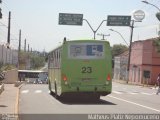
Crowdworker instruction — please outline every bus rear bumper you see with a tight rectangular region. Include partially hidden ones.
[61,85,111,96]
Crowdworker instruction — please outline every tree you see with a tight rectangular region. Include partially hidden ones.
[19,51,46,70]
[153,37,160,53]
[111,44,128,68]
[111,44,128,58]
[30,54,45,69]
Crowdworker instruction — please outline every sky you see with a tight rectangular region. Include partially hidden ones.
[0,0,160,52]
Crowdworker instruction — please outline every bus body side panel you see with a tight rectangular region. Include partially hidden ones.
[48,50,62,96]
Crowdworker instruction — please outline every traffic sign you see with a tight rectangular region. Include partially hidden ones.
[133,10,145,21]
[107,15,131,26]
[59,13,83,26]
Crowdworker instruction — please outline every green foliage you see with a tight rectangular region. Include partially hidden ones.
[18,51,46,70]
[30,54,45,69]
[153,37,160,53]
[0,62,16,72]
[110,44,128,68]
[111,44,128,57]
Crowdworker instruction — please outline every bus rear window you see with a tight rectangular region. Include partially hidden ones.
[68,43,105,59]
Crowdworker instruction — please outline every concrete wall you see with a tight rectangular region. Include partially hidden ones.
[3,69,18,84]
[114,55,128,81]
[0,44,18,65]
[130,41,143,65]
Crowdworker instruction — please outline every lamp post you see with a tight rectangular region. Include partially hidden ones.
[97,33,110,40]
[142,0,160,21]
[109,29,129,46]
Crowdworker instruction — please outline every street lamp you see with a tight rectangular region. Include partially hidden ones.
[142,0,160,21]
[109,29,129,46]
[97,33,110,40]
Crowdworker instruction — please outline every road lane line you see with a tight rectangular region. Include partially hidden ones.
[127,92,138,95]
[140,92,152,95]
[112,91,122,94]
[35,90,42,93]
[108,95,160,113]
[21,90,29,94]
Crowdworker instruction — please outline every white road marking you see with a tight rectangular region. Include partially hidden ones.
[35,90,42,93]
[113,91,155,95]
[127,92,138,95]
[108,95,160,113]
[21,90,29,94]
[112,91,122,94]
[140,92,152,95]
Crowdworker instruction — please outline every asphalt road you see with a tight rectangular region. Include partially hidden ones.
[18,82,160,120]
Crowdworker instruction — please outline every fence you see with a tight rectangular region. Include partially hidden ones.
[0,44,18,66]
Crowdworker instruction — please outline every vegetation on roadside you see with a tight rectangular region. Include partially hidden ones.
[0,62,16,72]
[19,51,46,70]
[111,44,128,68]
[153,37,160,53]
[111,44,128,58]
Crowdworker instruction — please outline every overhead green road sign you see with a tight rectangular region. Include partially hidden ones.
[59,13,83,26]
[107,15,131,26]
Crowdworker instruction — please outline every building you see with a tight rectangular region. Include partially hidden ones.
[113,51,128,81]
[129,38,160,85]
[113,37,160,85]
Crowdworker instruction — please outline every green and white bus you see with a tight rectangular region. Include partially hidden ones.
[48,39,112,100]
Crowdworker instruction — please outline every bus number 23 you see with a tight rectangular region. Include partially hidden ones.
[82,67,92,73]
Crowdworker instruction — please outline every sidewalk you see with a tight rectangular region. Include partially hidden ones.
[0,84,19,114]
[113,79,156,89]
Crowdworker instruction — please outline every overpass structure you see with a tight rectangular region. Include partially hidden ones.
[18,70,47,79]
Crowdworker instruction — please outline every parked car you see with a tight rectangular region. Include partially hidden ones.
[33,79,42,84]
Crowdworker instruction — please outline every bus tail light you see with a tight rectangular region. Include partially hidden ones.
[107,74,111,81]
[62,74,67,81]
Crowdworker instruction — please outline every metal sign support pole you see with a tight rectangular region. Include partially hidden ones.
[83,19,107,39]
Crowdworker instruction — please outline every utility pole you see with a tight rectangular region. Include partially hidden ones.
[18,30,21,52]
[97,33,110,40]
[28,44,29,52]
[7,11,11,48]
[127,20,135,83]
[18,29,21,69]
[24,39,26,52]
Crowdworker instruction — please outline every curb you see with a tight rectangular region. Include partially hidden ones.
[15,88,19,114]
[113,79,155,89]
[15,83,24,120]
[0,83,4,95]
